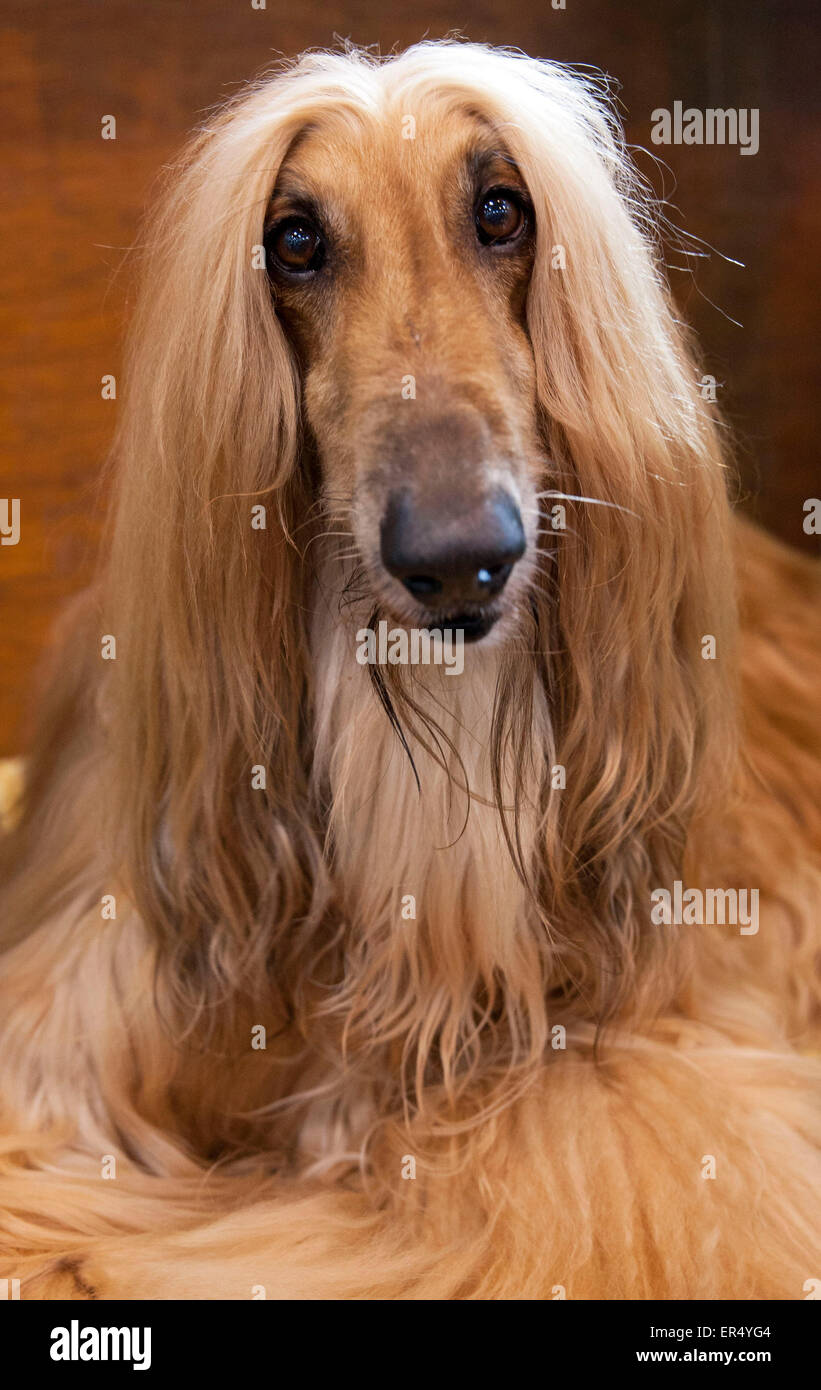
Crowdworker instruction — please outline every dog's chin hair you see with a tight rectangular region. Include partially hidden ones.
[309,559,551,1116]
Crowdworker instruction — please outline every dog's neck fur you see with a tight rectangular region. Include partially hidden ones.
[312,610,539,926]
[308,566,553,1098]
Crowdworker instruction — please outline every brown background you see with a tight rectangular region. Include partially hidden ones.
[1,0,818,755]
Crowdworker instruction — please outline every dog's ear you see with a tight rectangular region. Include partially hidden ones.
[101,78,326,1015]
[501,63,738,1016]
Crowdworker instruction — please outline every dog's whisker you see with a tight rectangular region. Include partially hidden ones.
[532,491,642,519]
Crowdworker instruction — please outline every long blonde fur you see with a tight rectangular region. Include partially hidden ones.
[1,41,819,1300]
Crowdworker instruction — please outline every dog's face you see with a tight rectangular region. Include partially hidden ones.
[265,108,546,642]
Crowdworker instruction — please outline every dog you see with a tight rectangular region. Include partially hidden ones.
[1,40,819,1300]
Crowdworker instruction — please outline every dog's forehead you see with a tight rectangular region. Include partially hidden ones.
[273,105,516,211]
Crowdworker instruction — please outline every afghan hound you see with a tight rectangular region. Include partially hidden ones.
[1,40,819,1301]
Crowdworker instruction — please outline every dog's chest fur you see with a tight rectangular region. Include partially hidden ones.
[310,596,544,956]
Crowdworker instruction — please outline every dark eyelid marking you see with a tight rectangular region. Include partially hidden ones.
[265,186,325,236]
[468,147,527,193]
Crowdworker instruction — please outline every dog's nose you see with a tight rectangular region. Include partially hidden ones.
[380,490,526,606]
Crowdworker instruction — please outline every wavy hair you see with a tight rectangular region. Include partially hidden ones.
[1,38,745,1168]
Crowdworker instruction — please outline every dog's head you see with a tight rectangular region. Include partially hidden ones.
[121,42,732,659]
[265,103,541,642]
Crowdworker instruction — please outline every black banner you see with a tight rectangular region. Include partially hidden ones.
[2,1299,816,1376]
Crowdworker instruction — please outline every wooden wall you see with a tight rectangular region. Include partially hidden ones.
[1,0,817,754]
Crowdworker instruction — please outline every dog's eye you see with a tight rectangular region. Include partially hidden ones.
[475,188,526,246]
[266,218,325,275]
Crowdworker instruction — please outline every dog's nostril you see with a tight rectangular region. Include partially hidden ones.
[404,574,444,598]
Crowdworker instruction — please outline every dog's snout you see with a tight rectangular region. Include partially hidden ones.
[380,490,526,607]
